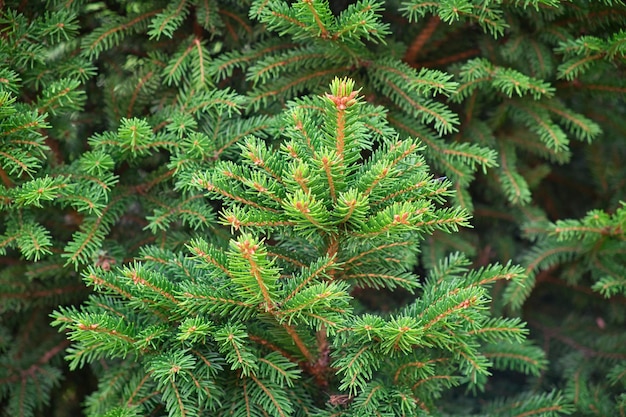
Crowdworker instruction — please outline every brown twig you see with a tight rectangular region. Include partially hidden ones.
[404,16,441,65]
[0,166,13,188]
[417,48,480,68]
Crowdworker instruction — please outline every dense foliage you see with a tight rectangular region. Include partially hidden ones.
[1,0,624,416]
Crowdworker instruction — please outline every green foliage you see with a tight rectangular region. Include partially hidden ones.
[502,203,626,415]
[49,79,553,416]
[1,0,625,416]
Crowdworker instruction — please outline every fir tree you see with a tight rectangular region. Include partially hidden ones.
[51,77,564,417]
[1,0,625,416]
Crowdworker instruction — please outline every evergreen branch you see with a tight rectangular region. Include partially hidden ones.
[411,374,455,391]
[195,0,222,32]
[239,138,285,185]
[247,67,352,110]
[498,142,531,205]
[524,245,581,276]
[283,256,336,303]
[249,374,291,417]
[483,350,542,375]
[332,188,369,227]
[286,111,317,158]
[218,9,252,39]
[0,112,49,138]
[442,143,498,173]
[369,60,459,134]
[301,0,330,39]
[82,10,161,59]
[413,207,470,232]
[229,235,279,311]
[284,190,334,234]
[210,42,296,81]
[334,344,377,393]
[37,78,85,115]
[266,3,308,31]
[333,0,390,43]
[248,334,300,364]
[186,238,232,278]
[482,390,574,417]
[454,58,554,101]
[122,264,179,306]
[266,251,307,268]
[278,281,350,328]
[558,54,604,80]
[179,287,257,317]
[504,244,580,309]
[193,173,281,213]
[393,357,445,384]
[62,193,128,267]
[168,378,186,417]
[68,171,118,194]
[215,324,258,376]
[192,38,210,88]
[455,348,490,383]
[399,1,439,22]
[592,275,626,298]
[343,241,413,268]
[179,87,244,115]
[83,270,132,302]
[145,193,213,233]
[341,271,420,292]
[163,39,205,87]
[281,324,315,362]
[421,294,480,332]
[526,38,553,78]
[213,117,273,159]
[148,0,189,40]
[257,352,300,387]
[387,114,472,182]
[359,140,420,198]
[222,208,296,231]
[508,101,569,152]
[537,100,601,143]
[505,130,570,164]
[22,48,598,415]
[163,37,211,89]
[455,263,525,294]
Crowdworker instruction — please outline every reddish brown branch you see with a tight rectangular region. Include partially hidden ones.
[282,323,314,362]
[0,166,13,187]
[535,270,626,304]
[530,319,626,360]
[404,16,440,65]
[45,135,64,166]
[0,284,86,301]
[311,326,330,388]
[417,49,480,68]
[0,339,70,384]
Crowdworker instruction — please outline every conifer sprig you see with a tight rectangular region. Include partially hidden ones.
[2,1,626,416]
[51,79,555,417]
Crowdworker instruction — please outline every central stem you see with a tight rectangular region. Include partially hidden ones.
[326,233,339,280]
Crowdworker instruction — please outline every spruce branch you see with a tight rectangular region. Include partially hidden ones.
[6,1,626,416]
[48,78,551,416]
